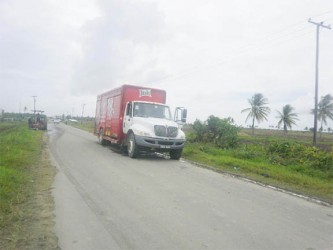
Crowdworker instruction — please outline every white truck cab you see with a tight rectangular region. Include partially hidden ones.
[123,101,187,159]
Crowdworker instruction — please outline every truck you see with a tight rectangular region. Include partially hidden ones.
[94,85,187,159]
[28,112,47,130]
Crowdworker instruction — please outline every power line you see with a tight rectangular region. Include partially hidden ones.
[137,25,313,85]
[134,10,332,87]
[311,10,333,18]
[138,27,314,85]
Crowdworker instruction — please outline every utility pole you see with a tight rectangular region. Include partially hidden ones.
[308,18,331,146]
[32,96,37,121]
[81,104,86,123]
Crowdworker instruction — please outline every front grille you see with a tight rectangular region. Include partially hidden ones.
[159,141,174,146]
[167,126,178,138]
[154,125,178,138]
[154,125,167,137]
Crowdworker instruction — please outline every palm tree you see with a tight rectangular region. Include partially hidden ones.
[276,104,298,133]
[312,94,333,137]
[241,93,270,135]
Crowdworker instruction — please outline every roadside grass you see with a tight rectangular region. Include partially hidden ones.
[183,141,333,204]
[0,122,59,249]
[66,120,95,133]
[0,122,43,226]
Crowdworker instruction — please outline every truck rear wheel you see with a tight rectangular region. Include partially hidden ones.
[98,128,107,145]
[127,133,139,158]
[170,149,183,160]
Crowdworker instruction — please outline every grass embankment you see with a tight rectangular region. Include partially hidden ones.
[183,129,333,204]
[0,122,58,249]
[66,120,95,133]
[0,123,42,218]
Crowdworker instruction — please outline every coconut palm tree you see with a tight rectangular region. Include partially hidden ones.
[241,93,270,135]
[312,94,333,137]
[276,104,298,133]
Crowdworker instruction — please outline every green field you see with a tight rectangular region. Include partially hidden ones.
[239,128,333,151]
[184,128,333,203]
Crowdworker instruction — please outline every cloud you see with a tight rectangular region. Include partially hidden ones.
[0,0,99,113]
[70,0,168,95]
[0,0,332,130]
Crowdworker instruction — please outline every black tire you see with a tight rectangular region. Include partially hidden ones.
[120,144,128,155]
[170,149,183,160]
[98,128,107,145]
[127,133,139,158]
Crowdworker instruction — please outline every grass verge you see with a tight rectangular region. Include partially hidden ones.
[0,122,58,249]
[183,142,333,204]
[66,120,95,133]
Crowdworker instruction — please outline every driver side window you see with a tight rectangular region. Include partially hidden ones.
[126,102,132,117]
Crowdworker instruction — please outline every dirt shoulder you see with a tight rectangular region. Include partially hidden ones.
[0,136,59,249]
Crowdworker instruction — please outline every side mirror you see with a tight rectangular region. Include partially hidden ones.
[181,109,187,123]
[175,107,187,124]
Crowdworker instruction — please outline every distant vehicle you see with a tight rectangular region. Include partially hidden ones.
[28,113,47,130]
[94,85,187,159]
[53,119,61,124]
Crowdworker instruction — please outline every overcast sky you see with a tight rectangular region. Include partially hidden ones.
[1,0,332,130]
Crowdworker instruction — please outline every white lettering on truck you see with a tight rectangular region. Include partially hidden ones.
[139,89,152,97]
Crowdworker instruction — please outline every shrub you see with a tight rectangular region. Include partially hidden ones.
[190,115,240,149]
[233,144,264,160]
[267,141,333,172]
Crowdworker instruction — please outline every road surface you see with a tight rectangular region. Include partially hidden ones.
[48,123,333,250]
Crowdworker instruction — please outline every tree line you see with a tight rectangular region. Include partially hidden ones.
[241,93,333,135]
[189,93,332,150]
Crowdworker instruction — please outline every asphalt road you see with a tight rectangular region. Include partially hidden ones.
[48,123,333,250]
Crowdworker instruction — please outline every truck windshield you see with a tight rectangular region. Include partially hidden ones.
[133,103,172,120]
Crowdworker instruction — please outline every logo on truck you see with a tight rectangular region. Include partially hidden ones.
[139,89,152,97]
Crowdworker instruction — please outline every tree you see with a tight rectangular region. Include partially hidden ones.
[312,94,333,137]
[192,119,207,142]
[191,116,240,148]
[241,93,270,135]
[276,104,298,133]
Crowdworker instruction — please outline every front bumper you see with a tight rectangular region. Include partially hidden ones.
[135,135,185,150]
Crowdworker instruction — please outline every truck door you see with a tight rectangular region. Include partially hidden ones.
[123,102,133,134]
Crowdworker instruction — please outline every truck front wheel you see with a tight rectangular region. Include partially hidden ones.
[170,149,183,160]
[127,133,139,158]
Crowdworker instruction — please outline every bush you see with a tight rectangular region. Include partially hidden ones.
[233,144,264,160]
[267,141,333,172]
[191,115,240,149]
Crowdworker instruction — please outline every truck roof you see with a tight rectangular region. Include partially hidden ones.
[98,84,166,97]
[132,100,168,105]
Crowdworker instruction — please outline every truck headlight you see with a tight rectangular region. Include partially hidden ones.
[137,130,152,137]
[179,131,186,140]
